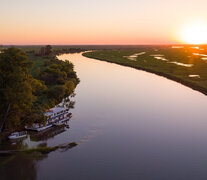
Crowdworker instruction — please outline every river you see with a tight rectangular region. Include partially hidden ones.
[1,52,207,180]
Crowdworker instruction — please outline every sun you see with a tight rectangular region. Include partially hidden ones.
[180,21,207,44]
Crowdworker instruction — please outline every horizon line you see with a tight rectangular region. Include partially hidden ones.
[1,43,207,46]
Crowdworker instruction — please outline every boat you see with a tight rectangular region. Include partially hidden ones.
[53,121,66,126]
[8,131,27,140]
[25,107,72,132]
[25,123,53,132]
[53,112,72,126]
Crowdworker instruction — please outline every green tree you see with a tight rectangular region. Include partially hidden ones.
[0,48,40,130]
[36,67,41,76]
[47,85,65,102]
[45,45,52,56]
[38,45,53,56]
[39,47,46,56]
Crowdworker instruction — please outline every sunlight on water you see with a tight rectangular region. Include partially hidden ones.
[169,61,193,67]
[189,75,200,78]
[124,52,146,61]
[172,46,184,49]
[150,54,193,66]
[193,53,207,57]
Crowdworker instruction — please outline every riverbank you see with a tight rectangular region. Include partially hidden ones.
[0,142,77,156]
[0,46,79,133]
[28,48,80,109]
[83,47,207,95]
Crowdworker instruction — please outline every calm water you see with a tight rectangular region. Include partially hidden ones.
[2,52,207,180]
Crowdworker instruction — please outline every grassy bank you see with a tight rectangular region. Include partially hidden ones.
[83,46,207,95]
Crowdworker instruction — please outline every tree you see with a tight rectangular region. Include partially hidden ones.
[47,85,65,102]
[39,45,53,56]
[0,48,40,130]
[36,67,41,76]
[45,45,52,56]
[39,47,46,56]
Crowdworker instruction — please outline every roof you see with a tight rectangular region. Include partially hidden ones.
[45,107,67,116]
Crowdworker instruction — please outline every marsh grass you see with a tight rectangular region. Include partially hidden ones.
[83,46,207,95]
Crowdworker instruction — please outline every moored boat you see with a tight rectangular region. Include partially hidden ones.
[8,131,27,140]
[53,121,66,126]
[25,123,53,132]
[25,107,72,132]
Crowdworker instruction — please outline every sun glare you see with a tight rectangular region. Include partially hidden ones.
[180,22,207,44]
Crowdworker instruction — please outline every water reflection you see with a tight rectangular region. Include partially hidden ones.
[30,125,69,142]
[0,94,77,180]
[0,153,47,180]
[0,137,29,151]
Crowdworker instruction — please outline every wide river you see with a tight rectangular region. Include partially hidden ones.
[2,52,207,180]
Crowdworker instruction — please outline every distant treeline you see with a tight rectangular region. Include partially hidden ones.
[25,45,85,57]
[0,46,79,132]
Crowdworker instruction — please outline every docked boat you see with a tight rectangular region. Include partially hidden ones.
[25,107,72,132]
[25,123,53,132]
[8,131,27,140]
[53,121,66,126]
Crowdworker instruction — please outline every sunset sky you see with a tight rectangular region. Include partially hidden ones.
[1,0,207,45]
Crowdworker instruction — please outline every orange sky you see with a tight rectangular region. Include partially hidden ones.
[1,0,207,45]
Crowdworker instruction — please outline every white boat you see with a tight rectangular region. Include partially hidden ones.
[25,123,53,132]
[53,121,66,126]
[25,107,72,132]
[8,131,27,140]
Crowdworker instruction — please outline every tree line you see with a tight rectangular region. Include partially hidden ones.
[0,46,79,132]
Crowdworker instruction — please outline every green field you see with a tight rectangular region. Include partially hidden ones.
[83,45,207,95]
